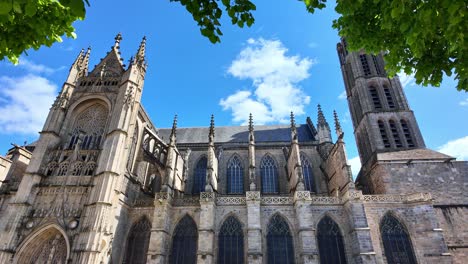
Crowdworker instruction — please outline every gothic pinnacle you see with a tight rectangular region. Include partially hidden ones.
[81,47,91,72]
[134,36,147,66]
[114,33,122,49]
[170,114,177,144]
[333,110,343,137]
[248,113,254,132]
[290,111,296,129]
[209,114,215,137]
[71,49,84,70]
[317,104,329,127]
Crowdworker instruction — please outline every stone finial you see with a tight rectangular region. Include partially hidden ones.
[316,104,332,143]
[290,111,298,142]
[248,113,254,132]
[333,110,343,137]
[209,114,215,140]
[81,47,91,73]
[169,114,177,144]
[134,36,147,66]
[317,104,328,127]
[114,33,122,48]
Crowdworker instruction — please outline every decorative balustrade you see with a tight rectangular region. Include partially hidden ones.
[216,196,246,205]
[172,196,200,206]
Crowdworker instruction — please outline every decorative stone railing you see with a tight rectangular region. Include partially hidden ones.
[362,193,432,204]
[216,196,246,205]
[261,196,294,205]
[172,196,200,206]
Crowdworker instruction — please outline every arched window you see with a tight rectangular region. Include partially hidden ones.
[381,214,417,264]
[68,103,108,150]
[124,217,151,264]
[260,155,279,194]
[400,120,415,147]
[317,216,347,264]
[369,86,382,110]
[227,155,244,194]
[267,214,295,264]
[15,226,68,264]
[372,54,382,75]
[170,215,198,264]
[383,86,395,109]
[192,156,207,194]
[300,153,315,192]
[389,120,403,148]
[218,216,244,264]
[378,120,391,148]
[360,54,371,76]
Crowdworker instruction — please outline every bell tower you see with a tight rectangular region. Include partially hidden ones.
[336,38,425,167]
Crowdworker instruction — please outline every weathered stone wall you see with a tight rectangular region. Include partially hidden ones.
[434,205,468,264]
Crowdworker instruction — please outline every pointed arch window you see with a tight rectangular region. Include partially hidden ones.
[389,120,403,148]
[124,217,151,264]
[261,155,279,194]
[317,216,347,264]
[360,54,371,76]
[68,103,108,150]
[170,215,198,264]
[383,85,395,109]
[267,214,295,264]
[372,54,382,75]
[378,120,391,148]
[400,120,415,147]
[300,153,315,192]
[227,156,244,194]
[369,86,382,110]
[218,216,244,264]
[381,214,417,264]
[192,156,207,194]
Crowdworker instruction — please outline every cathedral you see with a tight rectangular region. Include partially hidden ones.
[0,35,466,264]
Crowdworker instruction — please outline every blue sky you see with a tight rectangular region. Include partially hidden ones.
[0,1,467,175]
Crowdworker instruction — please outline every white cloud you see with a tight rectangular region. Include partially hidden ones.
[222,38,314,124]
[398,71,415,88]
[348,156,361,178]
[0,75,58,134]
[459,98,468,106]
[17,58,65,75]
[338,90,347,100]
[438,136,468,161]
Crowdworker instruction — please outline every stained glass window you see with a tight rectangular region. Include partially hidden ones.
[124,217,151,264]
[300,153,314,192]
[261,155,279,194]
[381,214,417,264]
[193,156,207,194]
[317,216,347,264]
[170,215,198,264]
[267,214,295,264]
[227,156,244,194]
[218,216,244,264]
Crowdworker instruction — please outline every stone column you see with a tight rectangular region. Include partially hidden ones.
[147,192,172,264]
[197,192,216,264]
[294,191,319,264]
[246,191,262,264]
[342,189,376,264]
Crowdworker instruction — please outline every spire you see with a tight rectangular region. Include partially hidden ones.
[209,114,215,143]
[316,104,332,143]
[248,113,254,132]
[333,110,343,137]
[317,104,329,127]
[114,33,122,49]
[169,114,177,145]
[70,49,84,70]
[134,36,147,66]
[290,111,298,143]
[80,47,91,75]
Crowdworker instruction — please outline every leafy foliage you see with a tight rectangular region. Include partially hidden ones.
[0,0,86,64]
[309,0,466,91]
[0,0,466,91]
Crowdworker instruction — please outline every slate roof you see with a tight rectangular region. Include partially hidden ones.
[157,124,315,144]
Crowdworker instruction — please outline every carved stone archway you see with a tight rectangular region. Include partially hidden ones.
[14,225,69,264]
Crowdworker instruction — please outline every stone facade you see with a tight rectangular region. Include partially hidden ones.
[0,35,466,264]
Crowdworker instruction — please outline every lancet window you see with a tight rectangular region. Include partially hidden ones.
[227,155,244,194]
[192,156,207,194]
[378,120,391,148]
[124,217,151,264]
[170,215,198,264]
[317,216,347,264]
[400,120,415,147]
[266,214,295,264]
[383,86,395,109]
[260,155,279,194]
[218,216,244,264]
[389,120,403,148]
[360,54,371,76]
[300,153,315,192]
[381,214,417,264]
[369,86,382,110]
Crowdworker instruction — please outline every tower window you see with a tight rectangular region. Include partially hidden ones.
[369,86,382,110]
[372,55,382,75]
[384,86,395,109]
[389,120,403,148]
[400,120,415,147]
[192,156,207,194]
[360,54,371,76]
[378,121,391,148]
[227,155,244,194]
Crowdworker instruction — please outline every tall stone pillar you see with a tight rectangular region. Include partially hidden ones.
[294,191,319,264]
[198,192,216,264]
[342,189,376,264]
[246,191,262,264]
[147,192,172,263]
